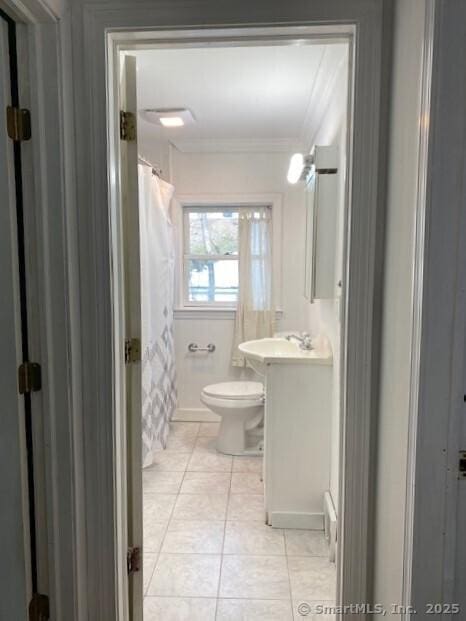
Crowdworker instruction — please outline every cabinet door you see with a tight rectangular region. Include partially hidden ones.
[313,173,338,299]
[304,172,316,301]
[304,171,338,302]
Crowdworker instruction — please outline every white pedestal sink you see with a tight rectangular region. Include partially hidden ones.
[239,337,333,529]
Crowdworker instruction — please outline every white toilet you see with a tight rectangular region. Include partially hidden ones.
[200,381,264,455]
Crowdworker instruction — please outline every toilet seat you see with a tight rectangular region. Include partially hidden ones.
[200,393,262,410]
[202,381,264,401]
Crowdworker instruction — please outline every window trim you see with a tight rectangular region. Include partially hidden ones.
[183,205,240,307]
[174,193,283,312]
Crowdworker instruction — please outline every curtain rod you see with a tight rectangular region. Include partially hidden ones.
[138,155,162,178]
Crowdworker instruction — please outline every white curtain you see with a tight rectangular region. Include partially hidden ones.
[139,165,177,467]
[232,206,275,367]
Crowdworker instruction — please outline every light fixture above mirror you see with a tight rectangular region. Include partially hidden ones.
[287,152,314,184]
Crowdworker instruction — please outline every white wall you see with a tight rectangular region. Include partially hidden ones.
[170,148,316,414]
[309,56,349,512]
[373,0,426,612]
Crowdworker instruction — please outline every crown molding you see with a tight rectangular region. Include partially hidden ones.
[170,137,304,153]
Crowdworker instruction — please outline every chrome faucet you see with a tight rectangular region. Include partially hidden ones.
[286,332,313,351]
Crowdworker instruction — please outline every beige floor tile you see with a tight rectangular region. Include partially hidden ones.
[193,435,217,452]
[146,451,191,471]
[232,455,263,473]
[219,555,290,599]
[231,472,263,494]
[143,520,167,554]
[287,556,336,601]
[143,470,184,494]
[143,493,177,525]
[161,520,225,554]
[147,553,221,597]
[172,493,228,521]
[227,494,265,522]
[285,530,328,557]
[292,600,336,620]
[216,598,293,620]
[143,553,158,595]
[144,596,216,620]
[180,471,231,495]
[169,422,200,437]
[165,433,197,452]
[198,422,220,437]
[224,521,285,555]
[187,451,232,473]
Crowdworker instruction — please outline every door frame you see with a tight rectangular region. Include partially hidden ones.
[109,28,360,619]
[404,0,466,613]
[87,2,390,617]
[9,0,466,620]
[0,1,86,620]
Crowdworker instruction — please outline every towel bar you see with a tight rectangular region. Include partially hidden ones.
[188,343,215,353]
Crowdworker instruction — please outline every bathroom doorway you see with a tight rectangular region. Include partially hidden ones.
[117,37,349,620]
[108,24,381,621]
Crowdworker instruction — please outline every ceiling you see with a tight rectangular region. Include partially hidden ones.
[133,43,347,153]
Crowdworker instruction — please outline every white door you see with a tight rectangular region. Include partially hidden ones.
[0,15,32,620]
[119,54,143,621]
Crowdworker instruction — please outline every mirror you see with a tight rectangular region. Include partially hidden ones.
[303,146,339,302]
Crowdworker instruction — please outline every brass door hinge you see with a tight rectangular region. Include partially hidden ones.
[7,106,31,141]
[120,110,136,141]
[127,546,141,575]
[18,362,42,394]
[125,338,141,364]
[29,593,49,621]
[459,451,466,479]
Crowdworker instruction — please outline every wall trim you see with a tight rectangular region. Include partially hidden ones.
[408,0,466,611]
[401,0,435,611]
[270,511,324,531]
[173,408,220,423]
[171,137,304,153]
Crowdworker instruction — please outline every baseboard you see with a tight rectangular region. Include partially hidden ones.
[324,490,337,562]
[173,407,221,423]
[269,511,324,530]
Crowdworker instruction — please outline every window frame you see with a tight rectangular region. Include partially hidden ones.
[182,205,241,307]
[174,194,283,314]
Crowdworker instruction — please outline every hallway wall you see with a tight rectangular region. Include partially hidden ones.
[373,0,426,612]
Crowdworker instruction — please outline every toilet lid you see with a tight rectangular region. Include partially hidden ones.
[202,381,264,400]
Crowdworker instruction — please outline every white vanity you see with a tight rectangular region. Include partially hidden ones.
[239,338,332,530]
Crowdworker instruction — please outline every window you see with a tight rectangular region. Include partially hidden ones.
[178,197,281,313]
[183,207,240,306]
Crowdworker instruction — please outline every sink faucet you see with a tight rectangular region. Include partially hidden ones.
[286,333,313,351]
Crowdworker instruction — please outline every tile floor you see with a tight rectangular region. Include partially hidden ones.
[143,421,336,620]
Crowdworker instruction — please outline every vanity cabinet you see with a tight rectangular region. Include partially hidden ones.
[263,358,332,529]
[304,145,339,302]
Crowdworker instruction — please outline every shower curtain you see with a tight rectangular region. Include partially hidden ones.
[139,164,177,467]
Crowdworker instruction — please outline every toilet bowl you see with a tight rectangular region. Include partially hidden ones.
[200,381,264,455]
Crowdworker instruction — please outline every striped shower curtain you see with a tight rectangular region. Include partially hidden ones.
[139,165,177,467]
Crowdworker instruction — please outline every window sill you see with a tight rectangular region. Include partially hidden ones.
[174,307,283,320]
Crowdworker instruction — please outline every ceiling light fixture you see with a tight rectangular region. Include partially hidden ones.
[140,108,195,128]
[159,116,184,127]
